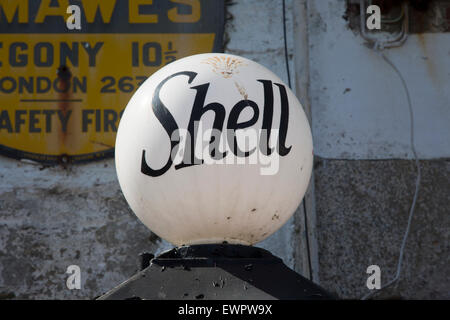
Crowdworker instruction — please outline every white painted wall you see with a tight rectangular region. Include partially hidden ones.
[308,0,450,159]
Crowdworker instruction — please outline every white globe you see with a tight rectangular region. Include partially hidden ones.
[115,53,313,246]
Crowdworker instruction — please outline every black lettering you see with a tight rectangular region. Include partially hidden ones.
[53,77,70,93]
[19,77,33,94]
[73,76,87,93]
[274,83,291,156]
[15,110,26,133]
[132,42,139,67]
[82,109,94,132]
[34,42,53,67]
[37,77,51,93]
[9,42,27,67]
[104,109,118,132]
[143,42,161,67]
[141,71,197,177]
[258,80,274,156]
[95,109,101,132]
[177,82,227,169]
[0,77,16,93]
[57,110,72,133]
[227,99,259,157]
[60,42,79,67]
[43,110,55,133]
[100,76,115,93]
[81,42,103,67]
[29,110,41,133]
[140,76,292,178]
[0,110,13,133]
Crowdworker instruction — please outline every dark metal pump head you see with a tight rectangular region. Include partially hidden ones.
[98,244,335,300]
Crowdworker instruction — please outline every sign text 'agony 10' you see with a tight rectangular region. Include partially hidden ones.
[0,0,224,163]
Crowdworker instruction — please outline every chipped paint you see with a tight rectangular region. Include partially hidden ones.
[311,0,450,159]
[234,81,249,100]
[202,56,247,78]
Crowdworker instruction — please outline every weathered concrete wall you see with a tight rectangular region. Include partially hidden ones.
[314,158,450,299]
[0,0,299,299]
[0,158,162,299]
[308,0,450,159]
[303,0,450,299]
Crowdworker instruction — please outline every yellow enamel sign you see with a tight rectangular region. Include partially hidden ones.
[0,0,224,163]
